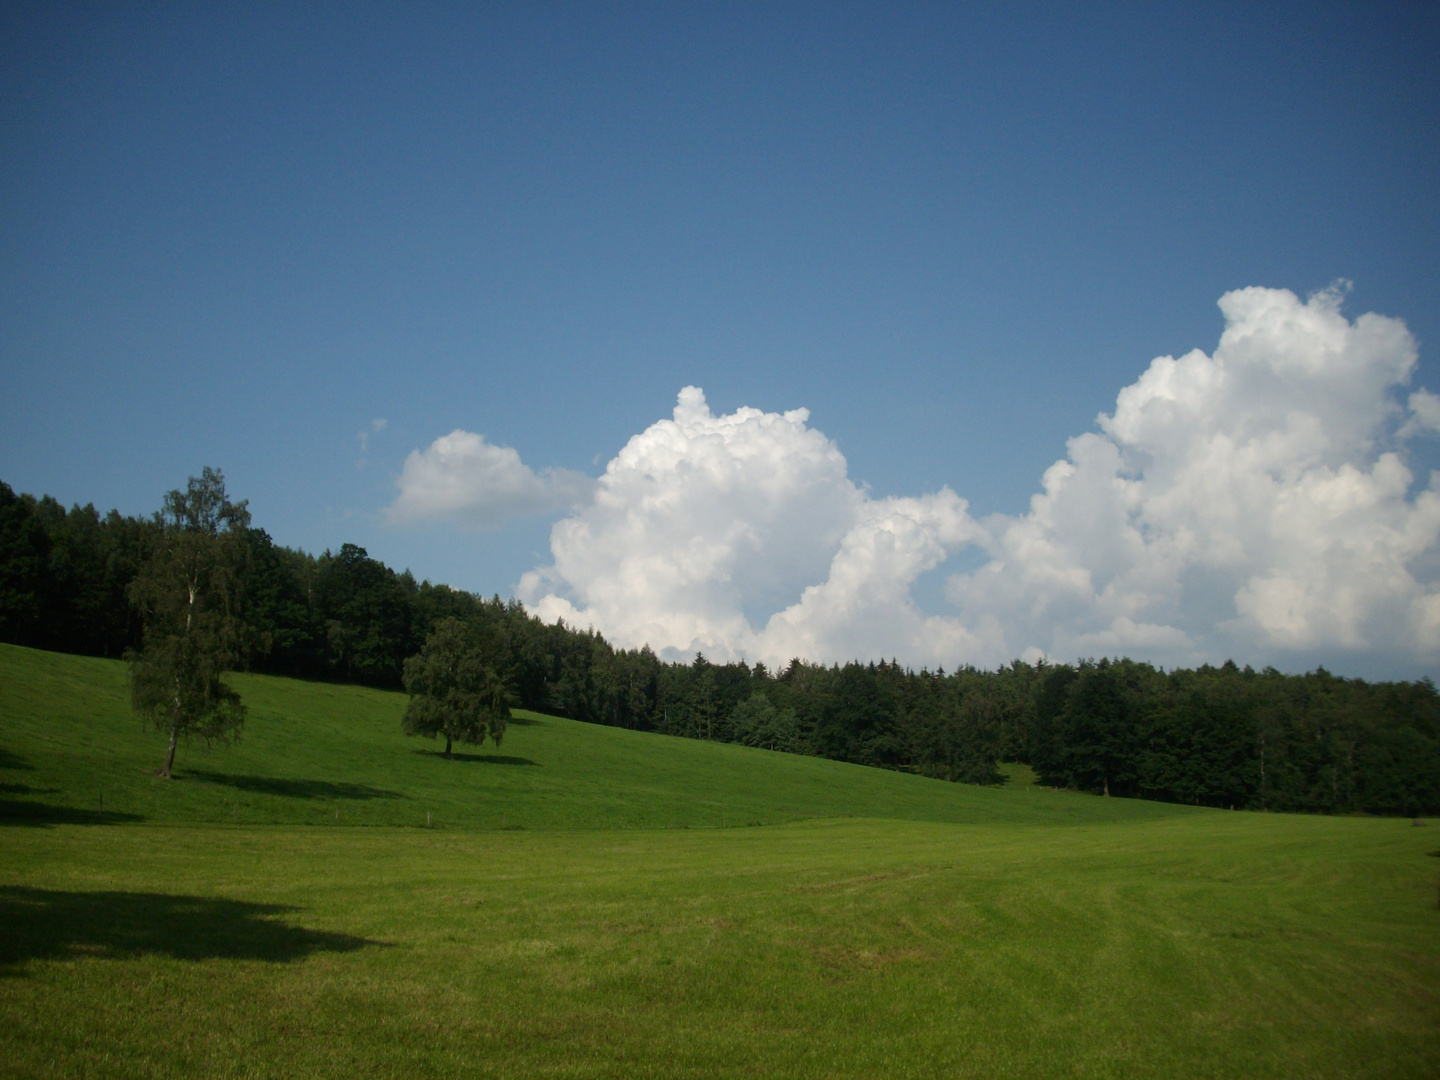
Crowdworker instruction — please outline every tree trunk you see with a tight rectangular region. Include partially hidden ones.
[444,735,452,759]
[160,723,179,778]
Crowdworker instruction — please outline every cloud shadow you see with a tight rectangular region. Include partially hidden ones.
[0,887,384,974]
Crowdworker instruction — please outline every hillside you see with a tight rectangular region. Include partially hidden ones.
[0,643,1195,830]
[3,643,1438,1078]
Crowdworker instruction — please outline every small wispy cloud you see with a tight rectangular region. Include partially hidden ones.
[357,418,388,455]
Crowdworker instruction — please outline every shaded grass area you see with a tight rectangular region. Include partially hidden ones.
[0,886,380,971]
[1,817,1436,1078]
[184,772,407,801]
[0,644,1197,830]
[0,800,143,827]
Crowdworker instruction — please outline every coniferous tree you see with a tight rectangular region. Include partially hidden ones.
[0,482,49,645]
[7,466,1440,816]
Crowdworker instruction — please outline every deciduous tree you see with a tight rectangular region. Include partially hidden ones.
[127,468,250,778]
[402,617,509,758]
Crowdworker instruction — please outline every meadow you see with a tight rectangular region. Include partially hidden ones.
[2,643,1437,1078]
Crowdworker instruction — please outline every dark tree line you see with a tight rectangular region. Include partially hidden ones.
[1024,658,1440,816]
[3,477,1438,814]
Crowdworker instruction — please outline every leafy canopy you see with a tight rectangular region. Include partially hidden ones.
[402,617,509,758]
[127,468,250,777]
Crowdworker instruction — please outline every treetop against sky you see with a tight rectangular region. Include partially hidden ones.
[2,2,1438,677]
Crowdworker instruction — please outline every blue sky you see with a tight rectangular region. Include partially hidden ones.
[4,2,1440,675]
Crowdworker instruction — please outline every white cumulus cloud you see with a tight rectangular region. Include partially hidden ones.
[1399,389,1440,439]
[519,386,985,665]
[389,430,593,529]
[519,285,1440,675]
[946,283,1440,669]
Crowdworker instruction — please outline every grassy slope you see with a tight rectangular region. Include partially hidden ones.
[2,644,1438,1079]
[0,643,1193,830]
[4,816,1437,1079]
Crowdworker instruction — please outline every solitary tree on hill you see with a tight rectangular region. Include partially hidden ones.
[127,468,250,778]
[402,617,510,758]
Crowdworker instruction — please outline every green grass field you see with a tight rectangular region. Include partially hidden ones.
[2,643,1438,1078]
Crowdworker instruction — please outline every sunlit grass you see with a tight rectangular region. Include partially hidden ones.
[2,644,1438,1078]
[3,817,1437,1078]
[0,643,1192,830]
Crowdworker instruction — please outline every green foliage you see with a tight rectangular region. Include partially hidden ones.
[0,481,48,643]
[3,473,1440,814]
[401,617,509,757]
[128,633,245,752]
[126,469,250,777]
[728,691,799,752]
[1,643,1190,830]
[0,480,149,656]
[4,646,1438,1078]
[317,543,415,685]
[1027,659,1440,814]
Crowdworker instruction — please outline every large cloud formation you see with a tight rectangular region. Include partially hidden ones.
[950,284,1440,672]
[519,386,984,663]
[518,285,1440,674]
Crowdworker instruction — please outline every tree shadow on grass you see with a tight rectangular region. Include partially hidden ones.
[0,800,144,828]
[412,749,538,766]
[182,772,407,800]
[0,887,383,975]
[0,748,34,771]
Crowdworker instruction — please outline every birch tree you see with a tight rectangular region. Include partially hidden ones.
[127,468,249,778]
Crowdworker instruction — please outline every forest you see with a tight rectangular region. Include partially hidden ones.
[2,476,1437,816]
